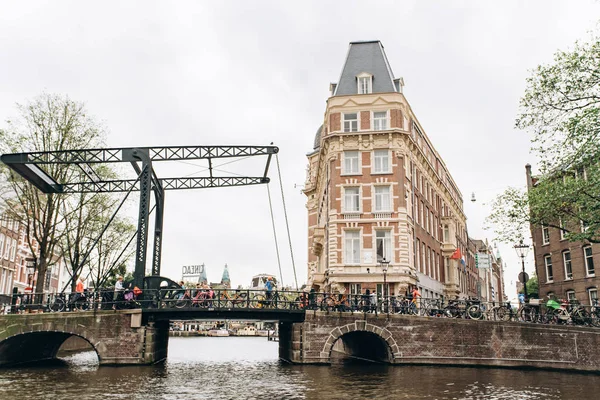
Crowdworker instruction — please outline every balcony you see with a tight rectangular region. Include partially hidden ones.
[343,212,361,220]
[373,212,392,219]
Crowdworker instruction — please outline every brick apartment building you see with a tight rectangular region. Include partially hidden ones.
[526,164,599,305]
[0,213,64,295]
[304,40,475,300]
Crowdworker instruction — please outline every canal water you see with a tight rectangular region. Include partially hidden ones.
[1,336,600,399]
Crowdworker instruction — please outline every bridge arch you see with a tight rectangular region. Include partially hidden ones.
[0,331,99,367]
[322,322,397,364]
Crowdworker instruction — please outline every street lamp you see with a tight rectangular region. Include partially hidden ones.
[380,257,390,298]
[514,239,530,302]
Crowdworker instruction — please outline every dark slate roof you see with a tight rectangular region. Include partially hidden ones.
[333,41,396,96]
[313,125,323,149]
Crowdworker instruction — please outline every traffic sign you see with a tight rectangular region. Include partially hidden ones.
[519,272,529,283]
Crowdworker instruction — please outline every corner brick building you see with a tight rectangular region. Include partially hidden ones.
[526,164,599,305]
[304,41,472,299]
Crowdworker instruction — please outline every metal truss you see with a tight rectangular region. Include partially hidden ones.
[1,145,278,288]
[60,176,269,193]
[2,145,277,164]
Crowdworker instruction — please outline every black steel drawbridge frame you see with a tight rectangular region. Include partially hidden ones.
[1,145,278,288]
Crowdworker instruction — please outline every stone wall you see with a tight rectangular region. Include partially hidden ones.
[283,311,600,372]
[0,310,168,366]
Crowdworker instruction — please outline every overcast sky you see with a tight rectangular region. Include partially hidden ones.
[1,1,599,295]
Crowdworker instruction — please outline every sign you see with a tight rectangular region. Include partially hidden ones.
[519,271,529,284]
[25,257,35,268]
[182,264,205,277]
[475,252,491,269]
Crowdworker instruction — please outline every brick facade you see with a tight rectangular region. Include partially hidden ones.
[526,165,599,305]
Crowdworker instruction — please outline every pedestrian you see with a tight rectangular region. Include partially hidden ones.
[75,278,85,301]
[113,276,124,310]
[265,276,274,301]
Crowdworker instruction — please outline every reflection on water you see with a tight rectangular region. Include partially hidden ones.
[1,337,600,399]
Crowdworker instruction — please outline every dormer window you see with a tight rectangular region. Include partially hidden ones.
[357,72,372,94]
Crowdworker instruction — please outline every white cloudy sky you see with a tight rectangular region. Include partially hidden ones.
[1,1,599,295]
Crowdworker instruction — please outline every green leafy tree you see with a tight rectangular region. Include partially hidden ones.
[0,94,105,296]
[488,30,600,244]
[519,275,539,299]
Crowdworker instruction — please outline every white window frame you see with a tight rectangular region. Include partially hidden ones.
[373,185,391,212]
[375,230,392,263]
[566,290,576,303]
[563,250,572,280]
[350,283,362,295]
[588,288,598,306]
[357,73,372,94]
[416,239,421,272]
[372,111,388,131]
[422,243,426,275]
[559,218,566,240]
[344,230,361,265]
[545,254,553,282]
[373,149,391,174]
[584,246,595,276]
[541,224,550,245]
[343,151,360,175]
[0,234,4,260]
[343,113,359,132]
[343,187,361,213]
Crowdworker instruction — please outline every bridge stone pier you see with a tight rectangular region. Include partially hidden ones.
[279,311,600,373]
[0,310,168,367]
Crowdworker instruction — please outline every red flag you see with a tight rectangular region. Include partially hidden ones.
[450,248,461,260]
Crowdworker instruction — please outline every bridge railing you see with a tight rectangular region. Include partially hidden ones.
[1,290,599,328]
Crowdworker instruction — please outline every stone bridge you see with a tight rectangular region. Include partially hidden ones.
[279,311,600,373]
[2,309,600,372]
[0,310,168,366]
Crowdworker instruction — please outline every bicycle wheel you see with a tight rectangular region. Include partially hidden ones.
[467,305,483,320]
[408,302,419,316]
[251,294,266,309]
[218,293,233,308]
[494,306,510,321]
[231,292,249,308]
[572,308,590,326]
[520,306,537,322]
[50,298,65,312]
[174,297,190,309]
[320,297,336,311]
[443,305,459,318]
[590,310,600,327]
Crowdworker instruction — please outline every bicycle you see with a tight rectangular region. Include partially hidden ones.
[320,293,349,312]
[491,301,517,322]
[216,289,250,308]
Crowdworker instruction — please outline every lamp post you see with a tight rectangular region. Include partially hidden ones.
[514,240,530,302]
[380,257,390,298]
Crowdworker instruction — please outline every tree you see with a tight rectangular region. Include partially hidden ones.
[58,162,136,292]
[488,30,600,244]
[0,94,105,295]
[519,275,539,299]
